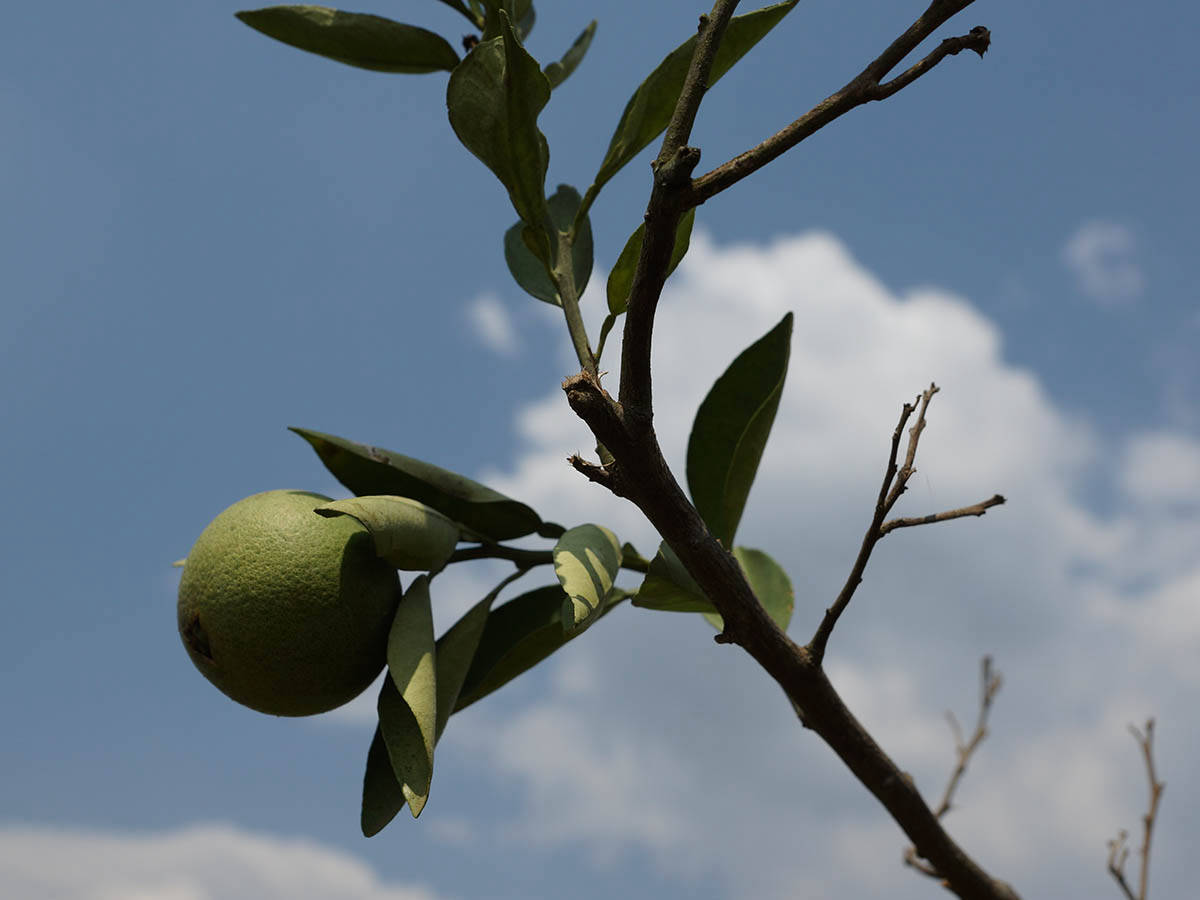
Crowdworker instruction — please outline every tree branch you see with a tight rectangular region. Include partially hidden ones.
[881,494,1006,534]
[562,3,1015,896]
[1108,719,1165,900]
[689,1,986,206]
[905,656,1003,880]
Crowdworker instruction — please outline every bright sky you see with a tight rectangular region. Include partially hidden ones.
[2,1,1197,899]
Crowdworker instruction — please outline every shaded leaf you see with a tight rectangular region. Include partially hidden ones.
[454,585,627,711]
[554,524,622,632]
[633,544,793,635]
[236,6,460,73]
[503,184,593,306]
[606,208,695,316]
[687,312,792,546]
[432,578,506,737]
[704,547,794,632]
[633,541,715,614]
[447,11,551,235]
[292,427,544,541]
[434,0,479,26]
[380,575,437,816]
[591,0,799,191]
[544,20,596,89]
[361,725,406,837]
[315,495,459,572]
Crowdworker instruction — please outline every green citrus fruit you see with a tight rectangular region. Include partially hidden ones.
[177,489,400,716]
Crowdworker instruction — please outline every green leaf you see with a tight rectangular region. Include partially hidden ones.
[544,20,596,89]
[510,0,535,41]
[553,524,622,632]
[432,590,495,738]
[454,585,626,711]
[235,6,460,73]
[633,544,793,634]
[633,541,715,614]
[380,575,437,817]
[361,725,406,837]
[361,577,506,837]
[503,184,593,306]
[434,0,479,26]
[591,0,799,191]
[291,427,544,541]
[315,495,460,572]
[447,10,551,235]
[704,547,794,632]
[687,312,792,546]
[606,208,695,316]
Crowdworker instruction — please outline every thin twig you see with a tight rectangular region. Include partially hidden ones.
[881,495,1006,534]
[1108,719,1165,900]
[690,2,986,206]
[905,657,1003,879]
[808,395,918,662]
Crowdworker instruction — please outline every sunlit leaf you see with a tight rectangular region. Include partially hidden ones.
[447,10,551,235]
[291,427,545,541]
[544,20,596,89]
[553,524,622,632]
[236,6,460,73]
[686,312,792,546]
[591,0,799,190]
[704,547,794,632]
[606,208,695,315]
[503,184,593,306]
[454,585,627,711]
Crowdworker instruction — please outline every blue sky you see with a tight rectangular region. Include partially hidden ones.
[2,1,1198,898]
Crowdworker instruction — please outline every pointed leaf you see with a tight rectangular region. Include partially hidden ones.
[633,541,716,613]
[447,10,551,234]
[432,579,505,737]
[704,547,794,632]
[544,20,596,89]
[361,725,406,837]
[315,495,459,572]
[503,184,593,305]
[453,585,627,711]
[687,312,792,546]
[511,0,535,41]
[591,0,799,191]
[434,0,478,25]
[292,427,544,541]
[379,575,437,816]
[235,6,460,73]
[606,208,695,316]
[553,524,622,632]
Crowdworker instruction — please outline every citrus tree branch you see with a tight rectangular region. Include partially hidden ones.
[562,3,1016,895]
[905,657,1004,879]
[689,1,988,206]
[1108,719,1165,900]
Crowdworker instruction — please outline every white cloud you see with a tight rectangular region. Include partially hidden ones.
[1120,431,1200,506]
[464,292,520,357]
[436,229,1199,899]
[0,823,441,900]
[1062,221,1146,305]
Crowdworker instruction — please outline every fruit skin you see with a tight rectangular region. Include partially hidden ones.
[177,490,400,717]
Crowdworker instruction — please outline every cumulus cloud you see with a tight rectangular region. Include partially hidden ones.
[435,229,1198,899]
[464,292,520,357]
[1062,221,1146,305]
[0,823,441,900]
